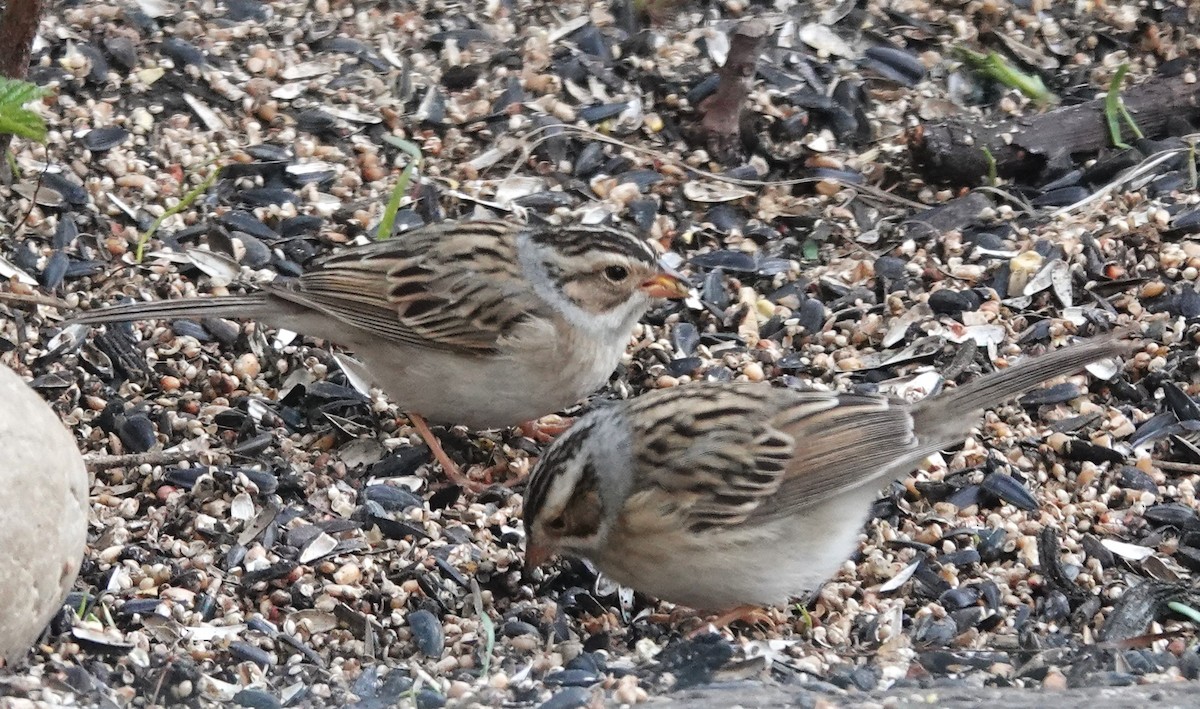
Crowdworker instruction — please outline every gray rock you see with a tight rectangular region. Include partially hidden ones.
[0,365,88,663]
[655,679,1200,709]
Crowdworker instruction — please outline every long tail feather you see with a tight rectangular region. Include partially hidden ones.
[67,294,272,325]
[914,331,1133,437]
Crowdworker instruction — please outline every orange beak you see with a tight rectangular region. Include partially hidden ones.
[524,542,552,575]
[640,272,690,299]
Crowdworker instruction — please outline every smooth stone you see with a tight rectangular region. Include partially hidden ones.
[0,365,88,663]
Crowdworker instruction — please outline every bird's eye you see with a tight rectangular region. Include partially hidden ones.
[546,516,567,532]
[603,265,629,282]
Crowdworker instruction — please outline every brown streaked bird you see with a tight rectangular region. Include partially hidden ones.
[523,334,1128,628]
[70,219,689,489]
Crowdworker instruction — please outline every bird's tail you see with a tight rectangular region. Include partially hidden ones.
[66,293,272,325]
[912,330,1133,435]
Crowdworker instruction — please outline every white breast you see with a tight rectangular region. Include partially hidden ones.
[595,485,881,610]
[326,314,627,430]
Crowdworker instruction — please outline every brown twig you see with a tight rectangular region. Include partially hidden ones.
[0,289,70,310]
[909,73,1200,187]
[84,448,207,470]
[0,0,46,158]
[697,18,771,164]
[1153,459,1200,475]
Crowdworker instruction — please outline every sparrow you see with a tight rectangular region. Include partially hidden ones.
[70,219,689,488]
[523,333,1128,626]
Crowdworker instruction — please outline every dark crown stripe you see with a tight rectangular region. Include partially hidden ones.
[523,421,596,522]
[525,225,658,264]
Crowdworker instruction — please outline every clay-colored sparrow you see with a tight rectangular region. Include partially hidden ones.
[523,334,1127,623]
[71,219,689,488]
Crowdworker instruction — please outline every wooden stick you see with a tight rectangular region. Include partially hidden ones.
[84,448,206,470]
[1152,459,1200,475]
[0,290,71,310]
[698,18,772,163]
[0,0,47,158]
[909,74,1200,187]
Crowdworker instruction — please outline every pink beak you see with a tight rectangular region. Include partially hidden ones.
[639,272,690,299]
[524,542,551,575]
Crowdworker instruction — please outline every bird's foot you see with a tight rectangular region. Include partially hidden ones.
[407,413,491,493]
[685,604,776,639]
[518,415,575,443]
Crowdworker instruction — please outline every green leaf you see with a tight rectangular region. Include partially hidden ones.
[0,77,48,142]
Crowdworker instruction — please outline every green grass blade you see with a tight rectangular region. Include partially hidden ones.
[471,579,495,680]
[982,146,997,186]
[376,136,424,240]
[1106,64,1135,149]
[136,163,220,262]
[1188,140,1197,191]
[1169,601,1200,625]
[954,47,1057,106]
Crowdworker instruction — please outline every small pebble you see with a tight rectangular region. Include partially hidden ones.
[234,353,261,379]
[332,563,361,585]
[1043,669,1068,691]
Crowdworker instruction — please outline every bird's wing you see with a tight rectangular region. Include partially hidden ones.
[746,392,935,523]
[625,384,930,533]
[626,335,1129,533]
[266,220,547,353]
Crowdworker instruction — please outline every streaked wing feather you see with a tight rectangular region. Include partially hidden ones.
[629,386,816,532]
[627,337,1127,535]
[747,398,925,524]
[628,385,929,534]
[682,424,796,531]
[266,221,546,353]
[263,285,428,346]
